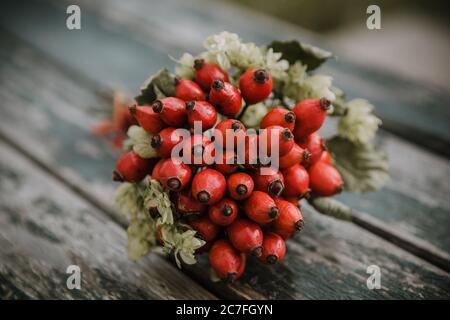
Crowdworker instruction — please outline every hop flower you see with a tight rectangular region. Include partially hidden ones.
[114,182,144,221]
[338,99,382,145]
[240,103,270,129]
[127,219,156,260]
[127,125,158,159]
[173,53,196,79]
[143,179,174,225]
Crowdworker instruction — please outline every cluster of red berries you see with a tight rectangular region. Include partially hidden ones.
[113,59,343,282]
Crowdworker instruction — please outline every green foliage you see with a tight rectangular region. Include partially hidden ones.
[327,137,389,192]
[127,125,157,159]
[135,68,176,105]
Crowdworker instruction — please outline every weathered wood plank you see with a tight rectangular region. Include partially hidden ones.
[0,32,449,299]
[1,0,449,263]
[0,141,216,299]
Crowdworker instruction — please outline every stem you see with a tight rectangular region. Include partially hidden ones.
[307,197,353,221]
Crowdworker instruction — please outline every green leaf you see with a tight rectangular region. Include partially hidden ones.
[308,197,353,221]
[127,125,158,159]
[268,40,332,71]
[135,68,176,105]
[327,136,389,192]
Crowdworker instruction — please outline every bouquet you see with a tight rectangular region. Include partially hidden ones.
[113,32,388,282]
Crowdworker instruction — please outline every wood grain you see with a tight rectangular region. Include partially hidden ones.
[0,31,449,299]
[0,1,449,261]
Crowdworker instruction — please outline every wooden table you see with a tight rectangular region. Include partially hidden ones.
[0,0,449,299]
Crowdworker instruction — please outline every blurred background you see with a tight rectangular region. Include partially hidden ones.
[221,0,450,90]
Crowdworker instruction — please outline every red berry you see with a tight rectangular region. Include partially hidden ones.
[279,143,310,169]
[157,158,192,191]
[191,169,226,205]
[152,97,187,127]
[308,161,343,196]
[151,158,165,182]
[214,119,246,150]
[227,218,263,256]
[189,215,220,242]
[293,98,330,139]
[215,150,238,175]
[243,191,279,225]
[113,151,151,182]
[173,190,207,216]
[209,239,246,283]
[151,127,183,158]
[208,198,238,226]
[227,172,254,200]
[258,232,286,264]
[261,107,296,131]
[272,198,304,239]
[243,134,259,170]
[175,78,206,101]
[209,80,242,116]
[282,164,309,198]
[129,104,165,134]
[319,150,333,165]
[252,167,285,197]
[186,100,218,131]
[297,132,326,166]
[194,59,229,91]
[259,125,294,157]
[239,69,273,104]
[182,134,215,166]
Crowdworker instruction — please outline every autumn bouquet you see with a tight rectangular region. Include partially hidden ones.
[113,32,388,282]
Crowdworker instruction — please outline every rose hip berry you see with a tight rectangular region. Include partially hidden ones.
[208,197,238,226]
[173,190,207,216]
[282,164,310,198]
[189,215,220,242]
[297,132,326,166]
[319,150,333,164]
[113,151,151,182]
[261,107,296,131]
[214,119,246,150]
[191,168,226,205]
[182,134,215,166]
[293,98,330,139]
[308,161,344,196]
[194,59,229,91]
[129,104,165,134]
[151,127,184,158]
[259,125,294,157]
[227,172,254,200]
[175,78,206,101]
[239,69,273,105]
[215,150,238,175]
[227,218,263,256]
[186,101,218,131]
[152,97,187,127]
[259,232,286,264]
[279,143,310,169]
[273,198,304,239]
[209,239,246,283]
[151,158,165,182]
[209,80,243,116]
[243,191,279,225]
[157,158,192,191]
[252,167,285,197]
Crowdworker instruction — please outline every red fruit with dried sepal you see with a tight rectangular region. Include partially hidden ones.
[227,218,263,256]
[282,164,310,198]
[182,134,215,166]
[279,143,310,169]
[152,97,187,127]
[173,190,207,216]
[175,78,206,101]
[209,80,242,116]
[297,132,326,166]
[252,167,285,197]
[151,127,184,158]
[308,161,344,196]
[209,239,246,283]
[186,100,218,131]
[259,125,294,157]
[191,169,226,205]
[239,69,273,105]
[261,107,296,131]
[258,232,286,264]
[293,98,330,139]
[113,151,151,183]
[272,198,304,239]
[243,191,279,225]
[129,104,166,134]
[215,150,238,175]
[226,172,254,200]
[194,59,229,91]
[208,198,238,226]
[189,215,220,242]
[157,158,192,191]
[214,119,246,150]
